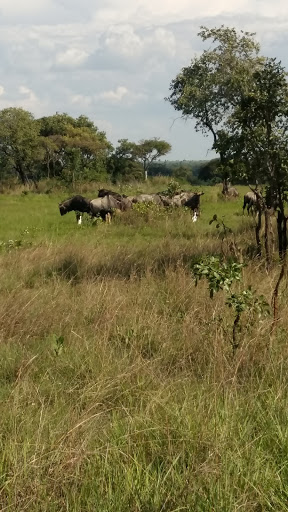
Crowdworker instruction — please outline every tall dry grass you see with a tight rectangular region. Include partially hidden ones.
[0,190,288,510]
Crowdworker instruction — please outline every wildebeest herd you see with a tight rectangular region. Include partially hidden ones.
[59,186,266,225]
[59,188,205,224]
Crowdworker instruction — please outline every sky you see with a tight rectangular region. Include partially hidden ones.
[0,1,288,160]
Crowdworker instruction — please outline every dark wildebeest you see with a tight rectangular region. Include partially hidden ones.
[243,191,258,215]
[59,194,130,224]
[59,195,91,224]
[183,192,204,221]
[98,188,128,200]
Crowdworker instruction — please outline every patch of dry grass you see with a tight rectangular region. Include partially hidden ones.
[0,190,288,510]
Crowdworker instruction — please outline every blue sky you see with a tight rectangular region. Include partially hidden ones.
[0,0,287,160]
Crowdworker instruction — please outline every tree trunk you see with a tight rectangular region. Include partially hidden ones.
[144,169,148,181]
[277,208,287,259]
[16,163,29,186]
[271,255,287,334]
[255,210,262,258]
[222,178,229,196]
[264,208,272,269]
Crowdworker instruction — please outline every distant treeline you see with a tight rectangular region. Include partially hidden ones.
[150,159,228,185]
[0,107,228,189]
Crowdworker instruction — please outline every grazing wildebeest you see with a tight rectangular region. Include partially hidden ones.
[130,194,163,206]
[90,195,131,222]
[159,191,204,220]
[59,194,130,224]
[169,191,196,207]
[157,194,173,206]
[243,191,258,215]
[226,187,239,198]
[156,192,191,208]
[98,189,132,211]
[59,195,92,224]
[98,188,128,200]
[183,192,204,220]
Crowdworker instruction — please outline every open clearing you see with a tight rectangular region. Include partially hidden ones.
[0,185,288,511]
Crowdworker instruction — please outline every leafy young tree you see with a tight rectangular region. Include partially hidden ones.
[166,25,262,194]
[108,138,171,182]
[107,139,144,183]
[0,107,42,185]
[134,138,172,180]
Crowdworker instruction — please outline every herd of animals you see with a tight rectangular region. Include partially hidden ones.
[58,188,205,224]
[58,186,260,225]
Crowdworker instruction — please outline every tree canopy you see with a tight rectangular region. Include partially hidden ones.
[0,108,172,186]
[166,25,263,192]
[0,108,42,185]
[107,138,172,182]
[134,138,172,180]
[166,24,288,258]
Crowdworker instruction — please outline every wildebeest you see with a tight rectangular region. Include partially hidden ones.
[59,194,130,224]
[59,195,91,216]
[98,188,128,200]
[90,195,129,222]
[130,194,163,206]
[157,191,194,207]
[243,191,258,215]
[183,192,204,215]
[226,187,239,198]
[157,191,204,220]
[157,194,173,206]
[98,188,133,212]
[180,192,204,221]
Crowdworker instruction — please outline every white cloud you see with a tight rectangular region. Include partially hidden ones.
[17,86,43,114]
[71,94,92,107]
[55,47,89,68]
[95,86,146,105]
[91,0,288,26]
[93,118,113,138]
[0,85,47,117]
[98,24,176,61]
[0,0,50,15]
[103,25,143,58]
[0,1,288,159]
[100,86,129,102]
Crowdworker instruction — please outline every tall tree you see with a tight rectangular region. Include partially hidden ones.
[0,107,42,185]
[166,25,288,261]
[166,25,262,194]
[107,139,143,183]
[38,113,112,183]
[134,138,172,180]
[108,138,171,182]
[229,58,288,259]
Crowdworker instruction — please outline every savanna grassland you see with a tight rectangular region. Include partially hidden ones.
[1,182,288,512]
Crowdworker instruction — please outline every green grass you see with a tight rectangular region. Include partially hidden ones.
[0,185,250,242]
[0,184,287,511]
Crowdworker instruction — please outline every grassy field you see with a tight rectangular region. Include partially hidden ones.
[0,183,288,511]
